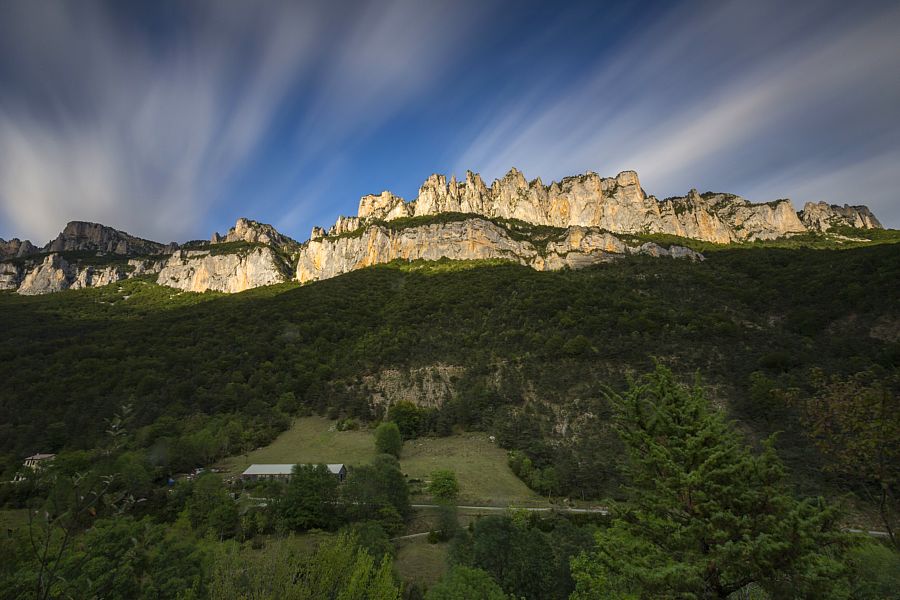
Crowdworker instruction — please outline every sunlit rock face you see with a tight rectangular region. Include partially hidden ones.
[156,246,288,293]
[346,169,812,243]
[211,217,298,249]
[295,217,702,284]
[799,201,883,231]
[13,253,129,295]
[0,168,885,295]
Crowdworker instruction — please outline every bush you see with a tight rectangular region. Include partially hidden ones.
[374,422,403,458]
[428,469,460,502]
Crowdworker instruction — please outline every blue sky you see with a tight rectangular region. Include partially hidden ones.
[0,0,898,244]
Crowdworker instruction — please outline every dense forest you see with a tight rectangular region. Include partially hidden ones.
[1,233,899,598]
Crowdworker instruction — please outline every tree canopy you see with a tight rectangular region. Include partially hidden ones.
[571,365,850,599]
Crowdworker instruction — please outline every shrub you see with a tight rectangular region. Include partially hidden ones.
[374,422,403,457]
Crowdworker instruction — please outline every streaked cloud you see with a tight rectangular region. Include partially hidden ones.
[0,0,897,243]
[0,0,496,242]
[451,1,900,222]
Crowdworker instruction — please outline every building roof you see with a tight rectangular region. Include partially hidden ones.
[25,453,55,461]
[241,463,345,476]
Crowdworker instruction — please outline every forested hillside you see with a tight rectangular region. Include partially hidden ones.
[1,239,897,495]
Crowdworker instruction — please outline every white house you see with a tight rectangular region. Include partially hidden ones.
[13,453,55,482]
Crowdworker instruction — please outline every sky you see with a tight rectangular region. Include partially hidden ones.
[0,0,898,245]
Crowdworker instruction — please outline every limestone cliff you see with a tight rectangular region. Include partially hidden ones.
[156,246,290,293]
[295,217,702,284]
[211,218,298,249]
[14,254,130,295]
[0,262,22,290]
[1,167,887,296]
[799,202,883,231]
[346,169,810,243]
[45,221,172,255]
[0,238,37,258]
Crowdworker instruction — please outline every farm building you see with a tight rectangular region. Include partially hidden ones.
[13,453,56,482]
[241,463,347,482]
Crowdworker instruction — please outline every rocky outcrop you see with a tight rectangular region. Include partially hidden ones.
[0,262,23,290]
[156,246,289,293]
[337,169,810,243]
[365,364,464,409]
[14,254,129,295]
[0,238,37,258]
[16,254,71,295]
[45,221,171,255]
[799,202,883,231]
[212,218,297,249]
[296,217,702,284]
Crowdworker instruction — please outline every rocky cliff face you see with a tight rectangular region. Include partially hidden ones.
[211,218,297,249]
[0,238,37,258]
[14,254,130,295]
[799,202,884,231]
[45,221,172,255]
[1,167,887,296]
[296,217,702,283]
[348,169,811,243]
[0,262,23,290]
[156,246,289,293]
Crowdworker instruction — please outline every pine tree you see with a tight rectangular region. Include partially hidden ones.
[571,365,849,599]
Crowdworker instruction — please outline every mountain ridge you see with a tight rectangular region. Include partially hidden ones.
[0,167,888,295]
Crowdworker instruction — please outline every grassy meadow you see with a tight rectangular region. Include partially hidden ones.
[218,416,542,506]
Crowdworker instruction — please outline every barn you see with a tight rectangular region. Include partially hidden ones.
[241,463,347,482]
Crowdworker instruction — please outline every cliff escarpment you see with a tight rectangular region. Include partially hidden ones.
[0,166,887,294]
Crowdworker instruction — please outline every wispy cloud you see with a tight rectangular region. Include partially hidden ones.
[451,1,900,222]
[1,0,897,242]
[0,0,496,243]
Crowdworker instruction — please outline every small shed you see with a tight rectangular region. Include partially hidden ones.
[241,463,346,482]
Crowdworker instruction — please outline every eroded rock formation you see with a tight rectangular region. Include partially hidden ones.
[211,218,298,249]
[156,246,289,293]
[799,202,883,231]
[0,238,37,258]
[45,221,172,255]
[296,217,702,284]
[347,170,811,243]
[1,167,887,295]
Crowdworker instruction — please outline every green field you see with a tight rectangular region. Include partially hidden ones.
[219,416,376,473]
[219,416,542,506]
[400,434,543,506]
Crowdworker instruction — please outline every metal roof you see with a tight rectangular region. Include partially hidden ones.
[242,463,345,476]
[25,453,55,461]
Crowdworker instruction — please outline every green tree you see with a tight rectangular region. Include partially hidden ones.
[344,521,394,561]
[374,422,402,458]
[388,401,424,438]
[185,473,237,538]
[794,369,900,549]
[425,566,507,600]
[454,515,556,599]
[428,469,460,502]
[343,455,410,527]
[571,365,849,599]
[280,464,340,531]
[208,533,401,599]
[55,516,203,600]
